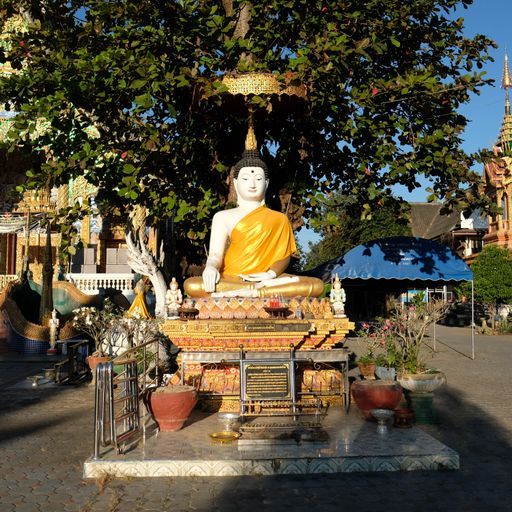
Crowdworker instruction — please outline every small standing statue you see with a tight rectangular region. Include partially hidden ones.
[127,277,152,319]
[329,274,346,318]
[47,309,60,355]
[166,277,183,319]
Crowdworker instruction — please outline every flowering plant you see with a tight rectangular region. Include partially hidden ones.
[355,296,449,373]
[72,299,123,356]
[73,300,169,367]
[388,298,450,374]
[355,320,393,363]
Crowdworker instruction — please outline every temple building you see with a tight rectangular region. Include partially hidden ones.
[482,53,512,251]
[411,52,512,260]
[409,203,486,264]
[0,14,131,288]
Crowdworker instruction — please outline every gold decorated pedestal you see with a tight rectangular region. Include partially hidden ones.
[162,316,354,411]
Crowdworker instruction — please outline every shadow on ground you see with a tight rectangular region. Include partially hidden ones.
[89,384,512,512]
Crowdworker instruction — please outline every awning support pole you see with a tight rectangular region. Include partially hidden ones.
[471,279,475,360]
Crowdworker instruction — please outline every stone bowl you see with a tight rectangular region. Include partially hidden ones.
[397,371,446,393]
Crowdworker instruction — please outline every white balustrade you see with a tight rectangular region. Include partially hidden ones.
[0,274,18,290]
[66,273,135,295]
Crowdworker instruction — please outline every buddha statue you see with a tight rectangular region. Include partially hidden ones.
[184,137,324,299]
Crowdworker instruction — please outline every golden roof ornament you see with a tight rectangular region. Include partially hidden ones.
[497,51,512,154]
[502,51,512,90]
[245,114,257,151]
[221,72,307,99]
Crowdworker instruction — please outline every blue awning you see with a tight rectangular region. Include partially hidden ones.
[308,236,473,283]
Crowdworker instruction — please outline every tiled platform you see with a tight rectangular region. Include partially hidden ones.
[83,407,459,477]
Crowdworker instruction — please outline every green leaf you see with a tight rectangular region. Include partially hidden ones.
[131,79,147,89]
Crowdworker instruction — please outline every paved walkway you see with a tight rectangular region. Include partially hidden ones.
[0,325,511,511]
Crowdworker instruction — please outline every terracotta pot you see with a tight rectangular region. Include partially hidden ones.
[357,362,376,380]
[86,355,110,371]
[351,380,403,420]
[148,385,198,432]
[397,371,446,393]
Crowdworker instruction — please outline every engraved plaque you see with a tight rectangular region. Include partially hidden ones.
[245,323,276,332]
[244,363,290,400]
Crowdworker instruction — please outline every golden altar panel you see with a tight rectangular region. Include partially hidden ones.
[161,317,353,352]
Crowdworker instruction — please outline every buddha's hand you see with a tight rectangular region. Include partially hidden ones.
[203,265,220,293]
[239,270,277,282]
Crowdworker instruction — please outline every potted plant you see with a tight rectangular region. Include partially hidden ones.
[356,354,377,380]
[351,320,402,419]
[355,321,388,380]
[374,351,397,381]
[72,299,123,371]
[389,295,450,393]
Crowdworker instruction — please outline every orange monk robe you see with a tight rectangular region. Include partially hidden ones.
[127,290,151,319]
[221,205,297,277]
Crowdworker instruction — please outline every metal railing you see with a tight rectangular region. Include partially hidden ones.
[93,339,161,459]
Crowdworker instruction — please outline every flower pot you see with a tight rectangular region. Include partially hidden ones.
[147,385,198,432]
[357,362,376,380]
[375,366,396,380]
[86,355,110,372]
[397,371,446,393]
[351,380,403,420]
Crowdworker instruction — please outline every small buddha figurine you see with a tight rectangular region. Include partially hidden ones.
[166,277,183,319]
[329,274,346,318]
[184,128,324,299]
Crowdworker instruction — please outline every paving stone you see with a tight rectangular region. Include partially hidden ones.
[2,326,512,510]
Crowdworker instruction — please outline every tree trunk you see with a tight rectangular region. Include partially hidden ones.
[39,220,54,325]
[222,1,253,65]
[490,303,496,332]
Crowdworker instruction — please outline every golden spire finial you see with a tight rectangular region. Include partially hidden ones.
[503,50,512,118]
[497,51,512,153]
[503,51,512,89]
[245,112,257,151]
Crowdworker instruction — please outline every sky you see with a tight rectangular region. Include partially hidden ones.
[298,0,512,248]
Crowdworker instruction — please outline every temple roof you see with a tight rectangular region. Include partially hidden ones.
[497,52,512,155]
[409,203,460,239]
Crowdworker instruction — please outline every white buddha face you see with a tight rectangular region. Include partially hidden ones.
[234,166,268,202]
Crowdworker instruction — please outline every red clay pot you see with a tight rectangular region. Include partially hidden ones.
[148,385,198,432]
[351,380,403,420]
[86,355,110,371]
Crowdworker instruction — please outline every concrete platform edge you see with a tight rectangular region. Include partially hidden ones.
[83,450,459,478]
